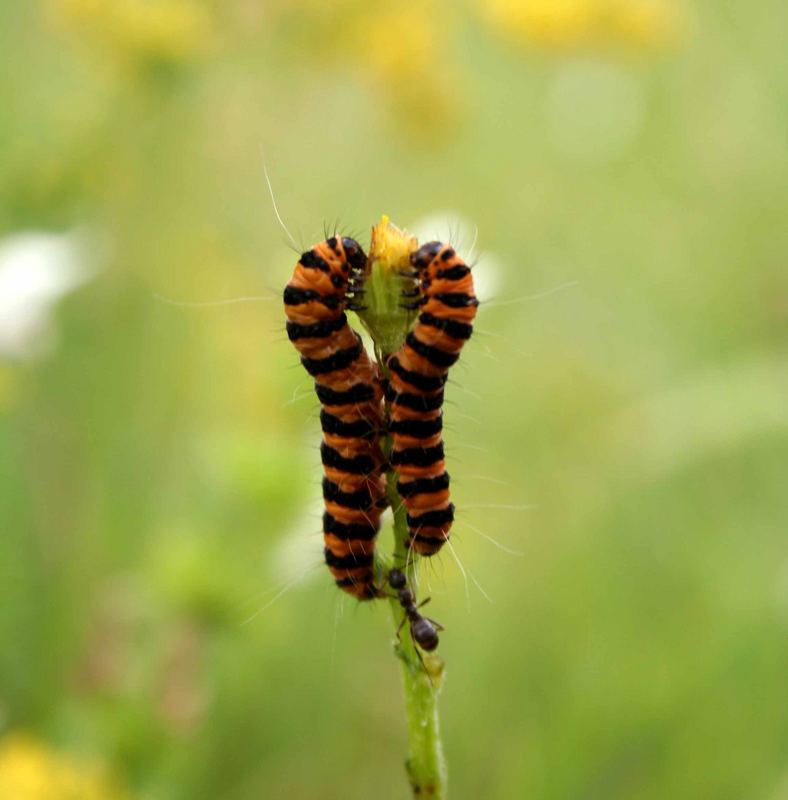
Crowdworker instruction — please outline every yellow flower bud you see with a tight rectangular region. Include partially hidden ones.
[357,215,419,357]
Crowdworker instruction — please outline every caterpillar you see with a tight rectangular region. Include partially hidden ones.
[386,241,478,556]
[284,236,386,599]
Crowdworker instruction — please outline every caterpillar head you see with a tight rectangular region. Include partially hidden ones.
[411,241,452,282]
[305,237,367,292]
[338,236,368,274]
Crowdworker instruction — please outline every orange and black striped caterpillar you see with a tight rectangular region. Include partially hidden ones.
[284,237,386,600]
[386,242,478,556]
[284,234,477,596]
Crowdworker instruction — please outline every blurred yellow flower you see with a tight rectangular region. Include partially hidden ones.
[483,0,599,48]
[608,0,684,48]
[480,0,684,51]
[356,4,435,77]
[50,0,214,64]
[263,0,461,137]
[0,733,127,800]
[349,1,461,136]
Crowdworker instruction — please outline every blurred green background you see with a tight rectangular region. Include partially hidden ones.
[1,1,787,798]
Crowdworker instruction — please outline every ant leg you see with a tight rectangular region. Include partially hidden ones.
[425,617,445,631]
[396,615,407,639]
[412,641,435,689]
[416,597,432,610]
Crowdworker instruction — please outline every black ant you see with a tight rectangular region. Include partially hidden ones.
[389,568,443,652]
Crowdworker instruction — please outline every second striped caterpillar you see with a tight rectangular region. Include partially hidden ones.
[386,241,478,557]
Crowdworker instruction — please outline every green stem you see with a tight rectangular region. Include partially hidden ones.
[384,469,447,799]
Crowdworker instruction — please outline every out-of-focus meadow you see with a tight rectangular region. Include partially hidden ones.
[1,1,787,798]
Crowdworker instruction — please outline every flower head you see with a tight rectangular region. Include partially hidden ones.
[357,215,419,357]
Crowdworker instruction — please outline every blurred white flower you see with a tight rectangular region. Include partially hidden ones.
[0,231,96,359]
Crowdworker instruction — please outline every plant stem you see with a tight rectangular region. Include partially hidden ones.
[385,470,447,799]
